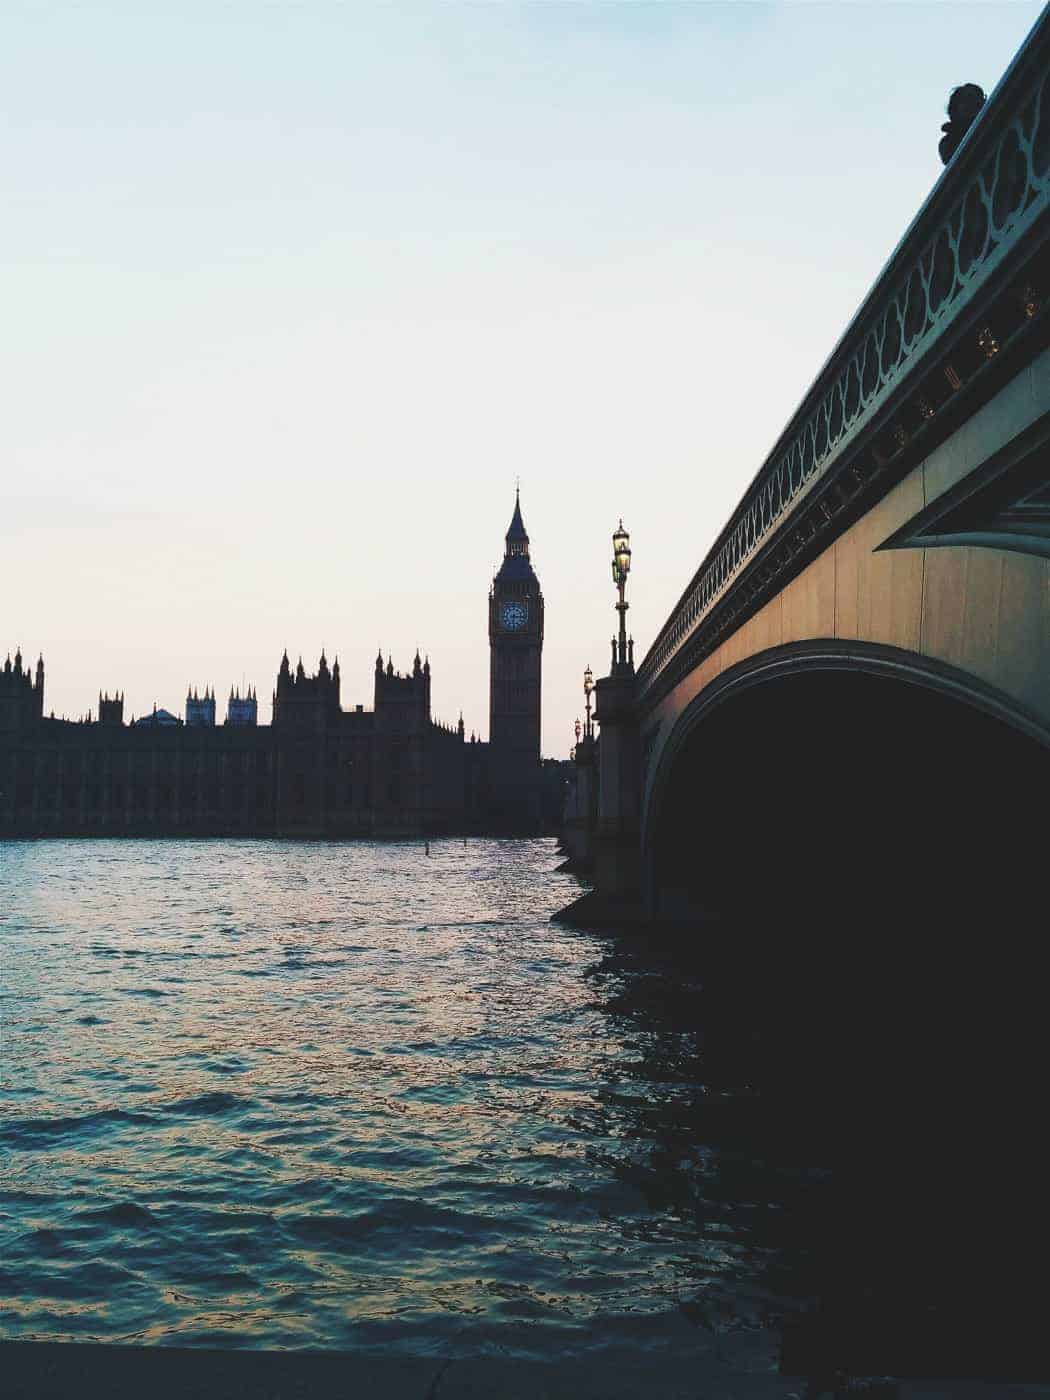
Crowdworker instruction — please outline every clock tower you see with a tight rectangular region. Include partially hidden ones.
[489,491,544,831]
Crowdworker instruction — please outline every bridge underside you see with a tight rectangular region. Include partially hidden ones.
[642,655,1049,1377]
[646,653,1048,929]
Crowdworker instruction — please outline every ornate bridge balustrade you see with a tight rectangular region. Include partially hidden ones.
[636,9,1050,712]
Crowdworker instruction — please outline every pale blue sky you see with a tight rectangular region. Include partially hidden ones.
[3,1,1043,749]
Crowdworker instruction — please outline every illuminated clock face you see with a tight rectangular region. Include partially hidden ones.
[500,600,527,630]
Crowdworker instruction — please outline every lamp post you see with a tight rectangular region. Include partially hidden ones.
[611,520,632,672]
[574,717,582,750]
[583,665,594,738]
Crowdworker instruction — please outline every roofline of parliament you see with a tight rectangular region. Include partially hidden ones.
[0,496,560,837]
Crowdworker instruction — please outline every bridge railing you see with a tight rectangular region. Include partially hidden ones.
[637,8,1050,706]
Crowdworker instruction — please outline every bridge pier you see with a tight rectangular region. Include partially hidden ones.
[552,666,645,928]
[559,735,597,872]
[591,668,641,901]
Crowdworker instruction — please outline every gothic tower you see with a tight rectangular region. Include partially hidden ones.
[489,491,544,830]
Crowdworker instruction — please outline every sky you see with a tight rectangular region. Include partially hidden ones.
[3,0,1043,753]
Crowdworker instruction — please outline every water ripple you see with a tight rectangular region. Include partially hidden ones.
[0,837,810,1367]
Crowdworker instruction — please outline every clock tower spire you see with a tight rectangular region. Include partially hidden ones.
[489,490,544,831]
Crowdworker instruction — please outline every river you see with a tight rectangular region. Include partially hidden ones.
[1,837,839,1375]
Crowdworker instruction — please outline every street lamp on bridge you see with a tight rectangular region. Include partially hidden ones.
[611,520,633,672]
[583,665,594,738]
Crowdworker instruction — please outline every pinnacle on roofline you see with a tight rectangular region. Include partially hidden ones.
[506,489,528,542]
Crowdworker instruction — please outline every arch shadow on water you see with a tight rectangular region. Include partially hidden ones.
[640,644,1050,1378]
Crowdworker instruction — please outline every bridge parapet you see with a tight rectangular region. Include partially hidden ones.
[637,10,1050,709]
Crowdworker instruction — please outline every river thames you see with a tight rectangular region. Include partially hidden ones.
[0,836,836,1381]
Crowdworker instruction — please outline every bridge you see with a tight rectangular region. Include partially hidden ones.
[565,9,1050,929]
[557,25,1050,1376]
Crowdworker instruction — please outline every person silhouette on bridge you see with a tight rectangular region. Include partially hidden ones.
[938,83,986,165]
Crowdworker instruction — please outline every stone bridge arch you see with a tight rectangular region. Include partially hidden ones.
[640,637,1050,924]
[634,363,1050,922]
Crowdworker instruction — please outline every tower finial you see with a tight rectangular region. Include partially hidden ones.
[505,487,529,556]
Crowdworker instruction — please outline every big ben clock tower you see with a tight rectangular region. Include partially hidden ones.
[489,490,544,831]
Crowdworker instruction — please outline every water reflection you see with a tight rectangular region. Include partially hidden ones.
[576,938,836,1355]
[3,840,830,1372]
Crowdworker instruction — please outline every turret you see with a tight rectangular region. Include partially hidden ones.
[99,690,125,727]
[374,646,431,738]
[272,650,337,730]
[226,684,258,727]
[186,685,216,727]
[0,646,47,729]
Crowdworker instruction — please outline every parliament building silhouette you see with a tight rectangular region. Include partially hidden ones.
[1,497,559,837]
